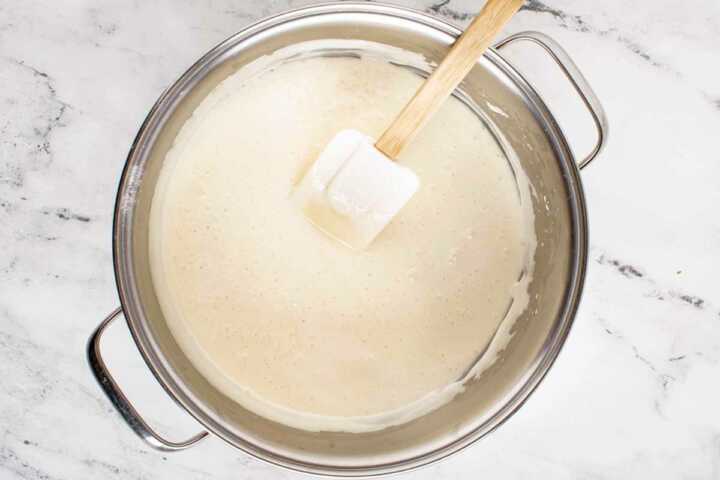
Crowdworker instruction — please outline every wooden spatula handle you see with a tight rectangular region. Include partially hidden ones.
[375,0,524,159]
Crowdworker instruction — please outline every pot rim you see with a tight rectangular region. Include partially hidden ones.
[112,2,588,476]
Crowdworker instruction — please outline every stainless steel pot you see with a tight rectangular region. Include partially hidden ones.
[88,3,607,476]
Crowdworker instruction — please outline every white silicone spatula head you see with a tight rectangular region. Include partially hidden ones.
[293,130,419,250]
[294,0,524,249]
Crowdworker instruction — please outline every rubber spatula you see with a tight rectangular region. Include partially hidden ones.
[293,0,524,249]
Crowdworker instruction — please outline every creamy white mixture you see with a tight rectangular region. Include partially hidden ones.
[150,42,535,432]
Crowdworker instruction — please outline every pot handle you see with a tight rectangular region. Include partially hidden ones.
[87,307,208,451]
[494,31,608,169]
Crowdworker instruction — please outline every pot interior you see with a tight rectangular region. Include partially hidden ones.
[114,4,585,475]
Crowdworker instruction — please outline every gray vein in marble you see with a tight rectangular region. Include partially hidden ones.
[424,0,670,74]
[80,458,148,480]
[600,320,676,416]
[592,245,719,421]
[1,257,18,275]
[42,207,91,223]
[1,198,93,246]
[596,253,644,279]
[0,57,70,190]
[613,35,664,68]
[0,329,57,404]
[2,425,132,480]
[10,59,71,134]
[670,291,705,309]
[427,0,472,22]
[222,7,262,21]
[87,8,119,36]
[594,251,713,314]
[0,308,108,415]
[0,197,17,213]
[521,0,590,32]
[0,446,62,480]
[519,1,669,71]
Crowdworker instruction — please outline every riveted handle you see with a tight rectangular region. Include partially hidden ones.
[495,31,608,169]
[87,307,208,451]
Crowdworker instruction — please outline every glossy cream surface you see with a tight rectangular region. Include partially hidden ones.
[150,43,535,432]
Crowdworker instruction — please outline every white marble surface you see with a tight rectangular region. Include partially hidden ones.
[2,0,720,478]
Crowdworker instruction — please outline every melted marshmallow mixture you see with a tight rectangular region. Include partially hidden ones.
[150,45,535,432]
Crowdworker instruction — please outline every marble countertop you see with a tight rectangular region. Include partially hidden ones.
[2,0,719,478]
